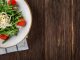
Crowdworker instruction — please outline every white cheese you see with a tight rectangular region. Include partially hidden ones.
[0,12,11,28]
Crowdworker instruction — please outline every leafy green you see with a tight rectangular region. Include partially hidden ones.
[0,25,19,36]
[0,0,22,37]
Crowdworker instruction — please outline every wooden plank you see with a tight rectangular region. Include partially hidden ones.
[73,0,80,60]
[45,0,73,60]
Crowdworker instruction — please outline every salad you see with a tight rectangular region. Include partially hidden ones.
[0,0,26,43]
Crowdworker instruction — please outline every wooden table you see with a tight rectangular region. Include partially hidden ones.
[0,0,80,60]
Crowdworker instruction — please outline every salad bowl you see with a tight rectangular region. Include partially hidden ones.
[0,0,32,48]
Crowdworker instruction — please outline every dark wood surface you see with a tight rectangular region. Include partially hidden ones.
[0,0,80,60]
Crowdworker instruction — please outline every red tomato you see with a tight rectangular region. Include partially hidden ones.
[11,0,16,5]
[0,34,9,40]
[17,18,26,26]
[8,0,16,5]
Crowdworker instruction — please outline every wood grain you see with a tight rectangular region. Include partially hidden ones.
[74,0,80,60]
[45,0,72,60]
[0,0,80,60]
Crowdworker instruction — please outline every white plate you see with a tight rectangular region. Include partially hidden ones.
[0,0,32,48]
